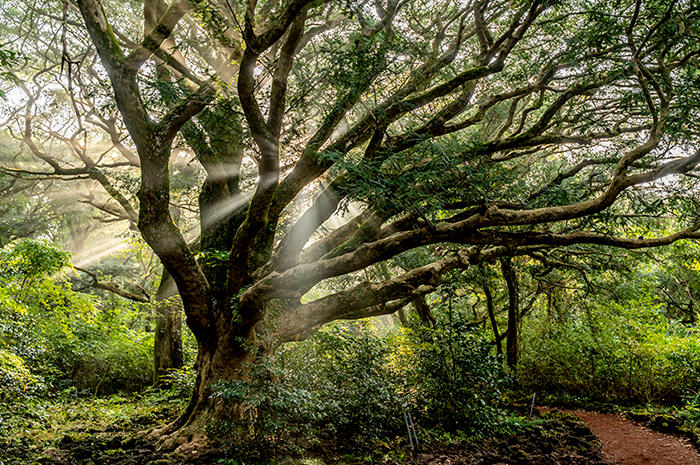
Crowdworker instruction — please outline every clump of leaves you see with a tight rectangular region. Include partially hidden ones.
[0,349,44,403]
[0,44,22,100]
[394,315,512,437]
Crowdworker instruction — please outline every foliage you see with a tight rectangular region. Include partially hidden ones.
[0,239,153,398]
[313,323,404,441]
[0,238,71,292]
[0,348,43,404]
[155,365,197,401]
[210,317,511,457]
[398,317,511,436]
[519,294,700,405]
[209,323,401,457]
[210,357,325,457]
[0,44,21,99]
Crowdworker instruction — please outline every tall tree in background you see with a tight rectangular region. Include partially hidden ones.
[2,0,700,448]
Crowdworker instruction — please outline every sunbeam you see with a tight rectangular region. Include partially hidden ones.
[201,193,252,231]
[72,236,128,268]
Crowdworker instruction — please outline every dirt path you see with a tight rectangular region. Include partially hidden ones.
[570,410,700,465]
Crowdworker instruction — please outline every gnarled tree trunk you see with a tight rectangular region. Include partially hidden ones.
[148,301,279,451]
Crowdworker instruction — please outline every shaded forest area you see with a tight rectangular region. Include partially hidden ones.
[2,0,700,463]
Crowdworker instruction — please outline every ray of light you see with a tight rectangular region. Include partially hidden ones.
[73,236,128,268]
[201,193,252,231]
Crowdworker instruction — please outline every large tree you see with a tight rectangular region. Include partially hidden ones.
[4,0,700,449]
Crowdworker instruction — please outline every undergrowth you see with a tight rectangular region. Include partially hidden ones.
[0,383,188,447]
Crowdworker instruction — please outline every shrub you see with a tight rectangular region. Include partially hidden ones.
[210,322,403,457]
[0,239,153,396]
[314,323,404,441]
[519,296,700,405]
[210,357,324,456]
[0,348,44,402]
[209,317,512,458]
[394,317,511,436]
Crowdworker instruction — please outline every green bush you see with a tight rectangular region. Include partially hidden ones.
[210,317,512,457]
[519,296,700,405]
[0,239,153,396]
[0,348,44,402]
[394,317,511,436]
[210,322,403,456]
[156,365,197,400]
[210,357,324,455]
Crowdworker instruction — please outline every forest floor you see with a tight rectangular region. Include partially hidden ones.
[0,408,602,465]
[1,400,699,465]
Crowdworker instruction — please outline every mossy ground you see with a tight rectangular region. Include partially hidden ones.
[0,397,606,465]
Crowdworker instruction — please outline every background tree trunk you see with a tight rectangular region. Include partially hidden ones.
[500,257,520,370]
[154,269,183,387]
[482,270,502,357]
[412,295,436,325]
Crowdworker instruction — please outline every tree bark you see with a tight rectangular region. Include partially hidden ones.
[153,269,184,387]
[148,308,272,452]
[481,268,502,357]
[412,295,436,325]
[500,257,519,370]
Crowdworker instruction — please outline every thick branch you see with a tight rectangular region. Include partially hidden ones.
[125,0,204,71]
[271,249,476,340]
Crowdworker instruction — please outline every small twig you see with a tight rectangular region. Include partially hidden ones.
[75,266,150,303]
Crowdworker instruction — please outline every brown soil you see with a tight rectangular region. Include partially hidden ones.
[572,410,700,465]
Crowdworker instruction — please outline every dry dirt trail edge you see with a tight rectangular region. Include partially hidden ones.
[568,410,700,465]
